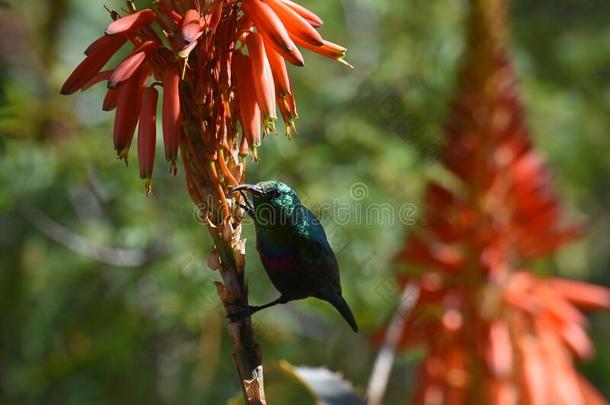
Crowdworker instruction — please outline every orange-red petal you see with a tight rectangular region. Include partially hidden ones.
[156,3,182,25]
[518,337,549,405]
[246,32,277,132]
[280,0,323,28]
[81,70,113,90]
[548,278,610,310]
[181,9,203,43]
[242,0,304,66]
[396,235,464,272]
[292,36,352,67]
[233,53,262,154]
[61,35,126,95]
[105,9,157,35]
[264,38,292,97]
[265,0,323,47]
[162,67,182,172]
[138,87,158,192]
[577,375,609,405]
[109,53,147,89]
[277,94,297,137]
[84,34,123,56]
[108,41,157,88]
[561,322,593,359]
[113,71,145,161]
[486,320,513,378]
[239,132,250,158]
[103,88,120,111]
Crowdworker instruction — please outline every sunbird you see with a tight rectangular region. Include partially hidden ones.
[230,181,359,332]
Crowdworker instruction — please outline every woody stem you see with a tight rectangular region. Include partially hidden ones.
[181,125,266,404]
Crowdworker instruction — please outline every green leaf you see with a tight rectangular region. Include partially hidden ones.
[278,360,365,405]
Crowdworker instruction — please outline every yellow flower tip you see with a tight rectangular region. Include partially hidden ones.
[117,149,129,167]
[285,120,297,139]
[169,159,178,176]
[251,147,259,162]
[337,57,354,69]
[263,117,277,136]
[144,178,153,197]
[180,59,189,79]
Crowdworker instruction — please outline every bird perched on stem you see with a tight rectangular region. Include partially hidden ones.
[230,181,358,332]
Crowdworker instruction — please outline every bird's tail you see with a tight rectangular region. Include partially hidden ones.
[325,293,359,333]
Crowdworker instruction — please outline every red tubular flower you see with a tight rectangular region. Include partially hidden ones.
[105,9,157,35]
[246,32,277,134]
[156,3,182,25]
[162,67,181,173]
[81,70,113,90]
[206,2,224,32]
[280,0,323,28]
[181,9,203,43]
[103,88,120,111]
[265,39,292,97]
[61,34,126,95]
[242,0,304,66]
[277,95,298,138]
[233,53,262,157]
[138,87,158,195]
[239,132,250,158]
[85,35,116,56]
[113,69,146,162]
[548,278,610,309]
[265,0,324,47]
[108,40,158,88]
[109,52,147,89]
[291,36,353,68]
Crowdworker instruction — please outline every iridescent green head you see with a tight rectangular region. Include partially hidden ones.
[231,181,301,225]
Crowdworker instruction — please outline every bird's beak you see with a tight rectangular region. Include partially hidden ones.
[230,184,263,196]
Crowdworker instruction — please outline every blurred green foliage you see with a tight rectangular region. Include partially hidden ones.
[0,0,608,403]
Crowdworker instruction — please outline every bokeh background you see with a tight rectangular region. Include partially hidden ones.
[1,0,609,403]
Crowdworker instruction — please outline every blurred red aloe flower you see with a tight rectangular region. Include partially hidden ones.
[61,0,348,195]
[378,0,610,404]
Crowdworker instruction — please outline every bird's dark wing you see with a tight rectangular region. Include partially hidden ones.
[294,205,341,292]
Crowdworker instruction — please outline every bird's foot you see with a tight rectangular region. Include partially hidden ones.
[226,306,255,323]
[226,300,246,308]
[226,296,287,323]
[226,300,254,323]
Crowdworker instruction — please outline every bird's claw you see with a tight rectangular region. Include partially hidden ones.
[225,300,252,323]
[226,300,245,308]
[226,307,252,323]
